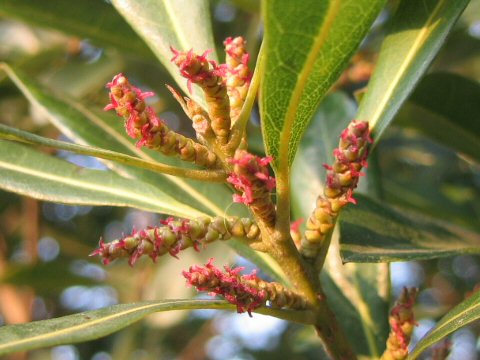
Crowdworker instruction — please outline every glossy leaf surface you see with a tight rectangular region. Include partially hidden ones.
[0,300,313,355]
[357,0,469,143]
[339,194,480,263]
[111,0,216,102]
[0,140,201,217]
[408,291,480,359]
[260,0,385,171]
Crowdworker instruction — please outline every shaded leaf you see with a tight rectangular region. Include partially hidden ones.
[339,194,480,263]
[111,0,216,103]
[0,300,313,355]
[0,140,201,217]
[1,261,96,294]
[0,0,152,57]
[408,291,480,359]
[260,0,385,172]
[399,72,480,162]
[356,0,469,143]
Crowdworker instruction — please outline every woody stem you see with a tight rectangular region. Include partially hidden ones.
[255,215,356,359]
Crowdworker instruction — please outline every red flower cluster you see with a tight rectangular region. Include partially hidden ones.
[90,217,200,266]
[383,287,418,359]
[227,151,275,205]
[183,258,267,316]
[301,120,372,259]
[323,120,372,206]
[105,73,156,142]
[227,150,276,225]
[91,216,263,267]
[171,47,232,144]
[171,48,225,94]
[223,37,252,119]
[104,73,217,168]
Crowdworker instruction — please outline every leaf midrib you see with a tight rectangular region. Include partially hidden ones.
[277,0,341,174]
[409,299,480,359]
[0,301,221,352]
[0,158,187,215]
[369,1,446,128]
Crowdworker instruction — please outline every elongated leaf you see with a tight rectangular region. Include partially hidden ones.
[1,65,286,283]
[0,124,226,182]
[0,140,201,217]
[111,0,216,102]
[1,63,225,217]
[260,0,385,171]
[291,95,389,357]
[408,291,480,359]
[0,0,152,57]
[399,72,480,162]
[340,194,480,263]
[356,0,469,143]
[0,299,313,355]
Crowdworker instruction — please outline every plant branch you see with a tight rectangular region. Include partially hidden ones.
[0,124,227,182]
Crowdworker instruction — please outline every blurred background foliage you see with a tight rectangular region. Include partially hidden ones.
[0,0,479,359]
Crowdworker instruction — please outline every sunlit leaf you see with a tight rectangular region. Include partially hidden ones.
[111,0,216,103]
[356,0,469,143]
[260,0,385,172]
[408,291,480,359]
[0,300,313,355]
[0,140,201,217]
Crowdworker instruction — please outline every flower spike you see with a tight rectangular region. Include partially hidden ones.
[300,120,372,259]
[381,288,418,360]
[105,73,218,168]
[227,150,276,226]
[90,216,262,266]
[171,47,232,144]
[183,258,307,316]
[223,36,252,120]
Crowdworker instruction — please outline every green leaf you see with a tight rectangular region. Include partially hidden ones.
[0,124,226,182]
[0,300,314,355]
[291,95,389,357]
[339,194,480,263]
[408,291,480,359]
[0,0,152,57]
[260,0,385,171]
[111,0,216,103]
[398,72,480,163]
[1,63,225,217]
[356,0,470,143]
[0,140,201,217]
